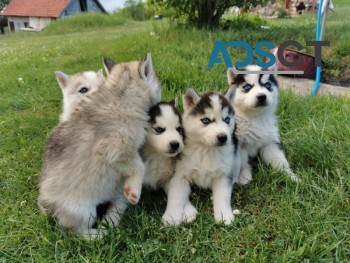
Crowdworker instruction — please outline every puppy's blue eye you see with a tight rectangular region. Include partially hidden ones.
[153,127,165,134]
[201,118,211,125]
[264,82,271,90]
[242,84,252,92]
[224,117,230,124]
[79,87,89,93]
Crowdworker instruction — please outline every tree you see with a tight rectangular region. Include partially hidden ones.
[148,0,264,29]
[0,0,10,33]
[0,0,10,10]
[124,0,149,21]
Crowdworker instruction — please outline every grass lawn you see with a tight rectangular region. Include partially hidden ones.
[0,3,349,262]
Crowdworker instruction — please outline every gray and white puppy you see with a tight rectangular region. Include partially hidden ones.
[54,70,105,122]
[38,53,161,239]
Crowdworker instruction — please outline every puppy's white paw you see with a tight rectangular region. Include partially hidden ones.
[81,228,107,241]
[162,210,183,226]
[288,171,301,182]
[214,210,234,225]
[182,203,198,223]
[237,168,252,185]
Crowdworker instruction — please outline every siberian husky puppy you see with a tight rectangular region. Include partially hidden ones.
[141,99,184,192]
[227,64,299,185]
[54,70,104,122]
[162,87,238,226]
[38,53,161,239]
[54,68,112,225]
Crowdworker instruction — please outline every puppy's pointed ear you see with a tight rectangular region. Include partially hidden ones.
[97,69,104,78]
[224,86,236,105]
[227,67,236,85]
[170,97,178,107]
[54,71,70,90]
[139,53,156,83]
[103,57,116,76]
[268,63,278,78]
[183,88,200,112]
[227,67,246,87]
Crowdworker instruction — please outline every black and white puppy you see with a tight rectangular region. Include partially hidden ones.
[162,87,238,226]
[141,99,184,192]
[227,64,299,185]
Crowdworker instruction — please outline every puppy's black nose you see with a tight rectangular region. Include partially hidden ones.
[217,134,227,145]
[257,94,266,102]
[170,141,180,150]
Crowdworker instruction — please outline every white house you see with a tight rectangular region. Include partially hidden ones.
[1,0,107,32]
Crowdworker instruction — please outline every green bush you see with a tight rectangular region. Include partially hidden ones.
[277,9,291,19]
[148,0,265,29]
[220,13,267,30]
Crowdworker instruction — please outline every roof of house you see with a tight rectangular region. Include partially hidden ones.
[1,0,106,18]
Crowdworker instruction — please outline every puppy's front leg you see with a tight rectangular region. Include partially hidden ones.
[162,174,191,226]
[232,144,242,184]
[212,175,234,225]
[182,201,198,223]
[236,149,252,185]
[259,142,300,182]
[164,181,198,223]
[120,153,145,205]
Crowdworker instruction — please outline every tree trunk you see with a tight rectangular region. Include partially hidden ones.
[196,0,228,29]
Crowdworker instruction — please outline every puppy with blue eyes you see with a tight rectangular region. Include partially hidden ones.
[227,64,299,185]
[55,70,105,122]
[162,87,239,226]
[141,99,184,192]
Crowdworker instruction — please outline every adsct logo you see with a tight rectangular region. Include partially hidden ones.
[208,40,330,74]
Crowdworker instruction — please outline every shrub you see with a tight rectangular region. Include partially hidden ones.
[220,13,267,30]
[148,0,265,29]
[277,9,291,19]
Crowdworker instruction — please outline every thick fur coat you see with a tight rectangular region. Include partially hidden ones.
[54,70,105,122]
[227,64,299,184]
[38,53,161,239]
[141,100,184,192]
[162,88,239,226]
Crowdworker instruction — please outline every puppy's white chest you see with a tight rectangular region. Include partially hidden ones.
[237,117,278,152]
[183,147,233,188]
[189,167,220,188]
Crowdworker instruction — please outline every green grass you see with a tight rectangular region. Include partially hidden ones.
[42,12,130,35]
[0,9,349,262]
